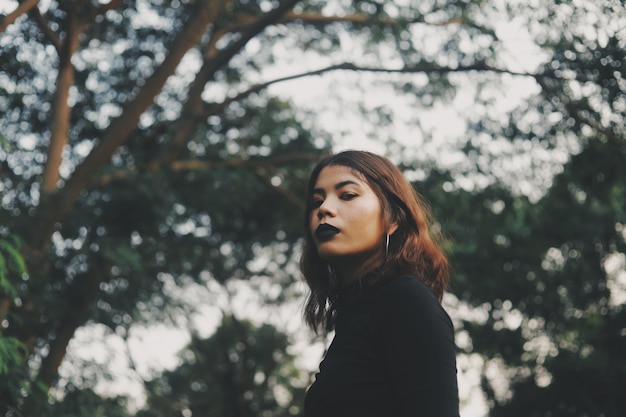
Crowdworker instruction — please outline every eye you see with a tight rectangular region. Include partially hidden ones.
[311,198,323,208]
[341,193,357,201]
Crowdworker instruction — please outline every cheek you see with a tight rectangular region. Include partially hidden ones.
[357,205,384,234]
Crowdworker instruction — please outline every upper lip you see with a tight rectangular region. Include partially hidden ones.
[315,223,340,239]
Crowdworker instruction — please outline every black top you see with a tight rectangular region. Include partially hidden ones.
[304,276,459,417]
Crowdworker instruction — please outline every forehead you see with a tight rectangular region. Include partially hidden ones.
[313,165,368,188]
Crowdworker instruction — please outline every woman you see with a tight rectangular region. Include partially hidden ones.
[301,150,459,417]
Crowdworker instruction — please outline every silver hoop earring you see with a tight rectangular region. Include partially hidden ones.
[385,233,390,257]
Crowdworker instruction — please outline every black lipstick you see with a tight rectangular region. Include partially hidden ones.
[315,224,340,240]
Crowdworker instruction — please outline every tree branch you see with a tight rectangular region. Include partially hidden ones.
[95,0,124,16]
[251,166,306,209]
[28,6,62,52]
[28,266,110,414]
[41,5,81,192]
[160,0,301,165]
[280,10,425,26]
[75,0,124,30]
[220,9,465,35]
[535,74,626,149]
[149,61,522,175]
[0,297,11,334]
[45,0,232,227]
[92,151,320,187]
[0,0,38,33]
[192,60,521,125]
[88,152,315,210]
[169,152,319,171]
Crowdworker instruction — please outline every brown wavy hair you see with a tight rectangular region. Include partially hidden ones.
[300,150,450,332]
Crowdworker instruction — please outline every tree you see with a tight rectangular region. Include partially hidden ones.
[137,316,306,417]
[416,138,626,416]
[0,233,29,415]
[0,0,624,415]
[0,236,24,363]
[488,140,626,417]
[48,386,133,417]
[1,0,328,411]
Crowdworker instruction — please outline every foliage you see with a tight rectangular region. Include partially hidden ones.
[0,236,29,414]
[138,317,306,417]
[0,235,25,300]
[48,385,133,417]
[0,235,26,374]
[0,0,624,415]
[0,335,24,375]
[483,141,626,417]
[418,140,626,416]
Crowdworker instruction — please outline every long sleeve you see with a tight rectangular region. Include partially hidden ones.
[304,275,459,417]
[378,276,459,417]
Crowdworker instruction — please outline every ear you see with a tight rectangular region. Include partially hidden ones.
[388,222,398,236]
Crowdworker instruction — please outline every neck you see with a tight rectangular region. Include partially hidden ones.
[335,266,360,288]
[333,252,383,288]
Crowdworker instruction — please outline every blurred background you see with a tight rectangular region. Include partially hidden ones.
[1,0,625,416]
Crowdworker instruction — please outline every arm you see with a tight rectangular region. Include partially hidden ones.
[379,277,460,417]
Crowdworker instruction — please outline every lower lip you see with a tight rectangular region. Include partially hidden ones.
[316,230,339,240]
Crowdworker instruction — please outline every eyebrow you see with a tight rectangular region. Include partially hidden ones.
[312,180,360,195]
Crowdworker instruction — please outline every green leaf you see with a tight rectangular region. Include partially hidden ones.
[0,336,25,375]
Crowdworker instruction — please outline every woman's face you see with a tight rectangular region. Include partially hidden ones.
[309,165,387,273]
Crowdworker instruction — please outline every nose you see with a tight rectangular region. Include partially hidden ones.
[317,199,336,219]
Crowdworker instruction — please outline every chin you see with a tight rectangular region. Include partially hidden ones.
[316,248,342,262]
[317,251,336,262]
